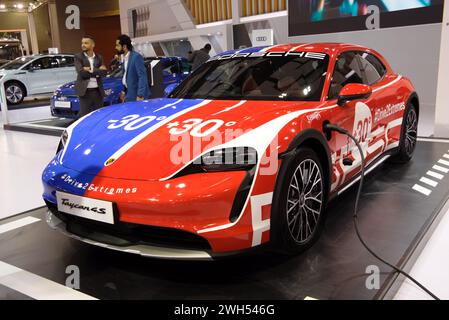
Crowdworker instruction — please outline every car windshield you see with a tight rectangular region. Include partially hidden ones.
[170,53,329,101]
[108,65,124,78]
[107,58,162,78]
[0,56,34,70]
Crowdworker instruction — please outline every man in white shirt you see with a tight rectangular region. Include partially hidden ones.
[74,36,108,117]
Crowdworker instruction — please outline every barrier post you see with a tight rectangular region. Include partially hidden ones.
[0,79,10,126]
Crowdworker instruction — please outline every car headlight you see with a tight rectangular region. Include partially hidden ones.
[104,89,113,96]
[56,130,68,154]
[199,147,257,172]
[174,147,257,178]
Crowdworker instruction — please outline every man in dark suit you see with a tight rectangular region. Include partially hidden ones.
[115,34,150,102]
[74,36,108,117]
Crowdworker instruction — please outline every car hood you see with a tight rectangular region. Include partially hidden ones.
[58,77,121,95]
[59,98,322,181]
[0,60,10,68]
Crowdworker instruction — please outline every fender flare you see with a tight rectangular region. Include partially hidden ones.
[273,128,333,209]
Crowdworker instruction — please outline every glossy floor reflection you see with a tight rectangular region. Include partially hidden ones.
[1,141,448,300]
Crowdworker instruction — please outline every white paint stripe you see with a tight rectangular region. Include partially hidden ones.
[420,177,438,188]
[387,117,403,129]
[413,184,432,196]
[153,99,183,112]
[250,192,273,247]
[197,104,340,234]
[427,171,444,180]
[373,76,403,93]
[0,261,97,300]
[337,155,391,196]
[289,43,310,51]
[105,100,211,164]
[443,154,449,160]
[438,159,449,167]
[213,100,247,115]
[369,126,385,140]
[433,165,449,174]
[367,139,385,154]
[0,217,40,235]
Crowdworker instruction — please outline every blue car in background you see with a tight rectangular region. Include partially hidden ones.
[51,56,192,119]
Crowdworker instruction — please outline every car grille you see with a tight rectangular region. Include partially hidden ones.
[45,201,212,251]
[52,108,77,117]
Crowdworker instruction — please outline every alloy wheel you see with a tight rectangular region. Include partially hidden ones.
[6,85,23,104]
[286,159,323,244]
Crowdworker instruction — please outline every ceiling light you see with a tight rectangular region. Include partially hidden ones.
[17,3,24,9]
[0,4,6,9]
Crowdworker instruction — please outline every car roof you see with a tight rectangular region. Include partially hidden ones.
[23,54,74,59]
[144,56,187,61]
[217,43,372,56]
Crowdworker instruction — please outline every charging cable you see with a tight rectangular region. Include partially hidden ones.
[324,123,440,300]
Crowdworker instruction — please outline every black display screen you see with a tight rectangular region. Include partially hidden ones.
[289,0,444,36]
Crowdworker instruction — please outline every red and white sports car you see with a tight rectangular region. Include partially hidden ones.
[42,43,418,260]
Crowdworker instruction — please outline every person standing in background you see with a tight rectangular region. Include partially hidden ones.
[109,54,121,72]
[115,34,150,102]
[188,43,212,70]
[74,36,107,118]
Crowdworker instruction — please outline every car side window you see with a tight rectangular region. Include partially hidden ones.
[162,60,180,76]
[57,56,74,68]
[48,57,59,69]
[28,57,59,70]
[180,60,192,73]
[328,51,365,100]
[358,52,387,85]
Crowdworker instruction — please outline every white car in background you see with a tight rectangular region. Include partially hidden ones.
[0,54,76,105]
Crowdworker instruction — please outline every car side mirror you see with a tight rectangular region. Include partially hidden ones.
[337,83,372,106]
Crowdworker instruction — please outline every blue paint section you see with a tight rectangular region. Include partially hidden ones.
[42,159,100,202]
[54,98,203,183]
[238,46,269,54]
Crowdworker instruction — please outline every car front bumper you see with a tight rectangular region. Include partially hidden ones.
[42,161,257,256]
[45,210,215,260]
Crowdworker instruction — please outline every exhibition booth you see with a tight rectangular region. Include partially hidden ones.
[1,0,449,302]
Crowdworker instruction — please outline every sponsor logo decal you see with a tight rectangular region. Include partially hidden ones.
[60,174,138,194]
[210,51,327,61]
[306,112,322,122]
[374,102,405,124]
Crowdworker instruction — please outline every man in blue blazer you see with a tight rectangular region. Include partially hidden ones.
[115,34,150,102]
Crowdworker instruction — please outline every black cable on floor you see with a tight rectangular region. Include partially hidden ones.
[324,124,440,300]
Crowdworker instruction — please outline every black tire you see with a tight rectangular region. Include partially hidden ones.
[5,81,26,105]
[271,147,328,255]
[391,103,418,163]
